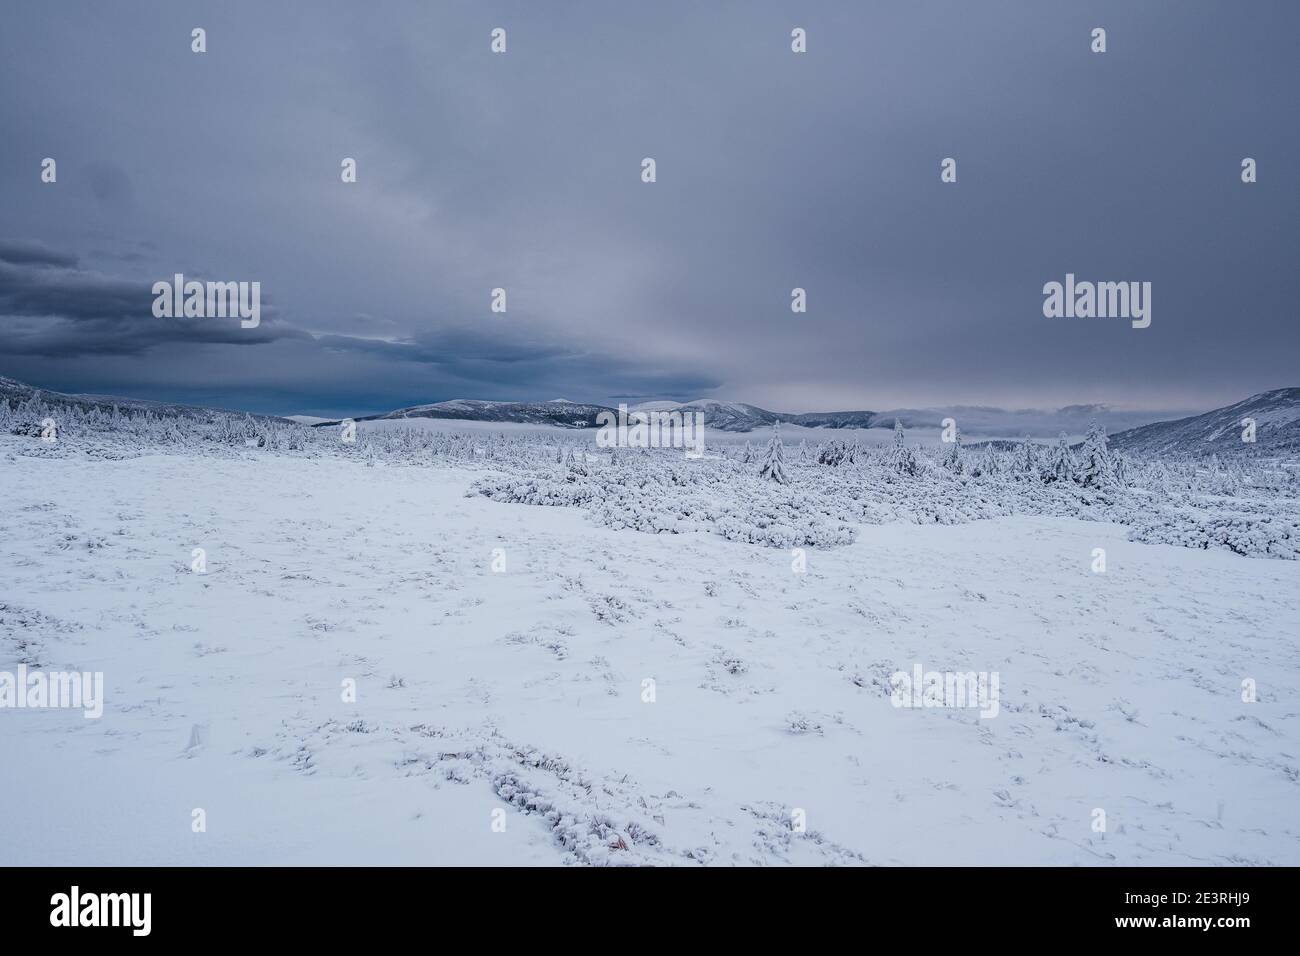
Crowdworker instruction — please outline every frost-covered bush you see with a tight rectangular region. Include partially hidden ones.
[469,440,1300,557]
[1127,503,1300,559]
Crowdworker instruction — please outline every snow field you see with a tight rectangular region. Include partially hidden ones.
[2,448,1298,864]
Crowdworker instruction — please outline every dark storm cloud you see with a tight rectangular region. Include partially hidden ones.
[315,329,573,367]
[315,325,721,400]
[0,237,716,409]
[0,249,299,355]
[0,0,1296,415]
[0,239,78,269]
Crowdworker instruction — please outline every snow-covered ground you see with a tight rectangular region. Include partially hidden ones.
[3,444,1298,865]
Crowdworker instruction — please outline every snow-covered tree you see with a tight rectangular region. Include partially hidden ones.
[1209,456,1240,496]
[1142,458,1170,495]
[1044,432,1075,483]
[978,444,1001,477]
[818,440,850,466]
[882,420,918,476]
[758,421,789,484]
[1015,437,1037,477]
[1077,421,1117,489]
[741,441,755,464]
[941,426,964,474]
[567,447,589,476]
[1111,450,1130,488]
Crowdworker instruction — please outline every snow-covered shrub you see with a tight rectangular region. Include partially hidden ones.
[1128,503,1300,559]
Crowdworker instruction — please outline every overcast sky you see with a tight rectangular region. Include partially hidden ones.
[1,1,1296,418]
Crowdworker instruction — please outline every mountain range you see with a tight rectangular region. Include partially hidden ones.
[327,396,1166,436]
[321,395,1188,442]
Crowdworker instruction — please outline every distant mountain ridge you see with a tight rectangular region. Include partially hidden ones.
[0,375,291,423]
[328,397,881,432]
[352,398,611,428]
[1108,388,1300,458]
[325,395,1193,438]
[644,400,877,431]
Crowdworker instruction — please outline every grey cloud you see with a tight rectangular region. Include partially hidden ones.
[314,326,721,398]
[0,239,78,268]
[0,248,301,357]
[0,236,717,405]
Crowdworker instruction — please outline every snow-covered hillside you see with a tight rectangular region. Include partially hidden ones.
[1110,388,1300,459]
[0,376,292,424]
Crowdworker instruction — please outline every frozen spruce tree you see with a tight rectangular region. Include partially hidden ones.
[567,447,589,476]
[1112,450,1130,488]
[1145,458,1171,495]
[758,421,789,483]
[1211,459,1240,496]
[883,420,918,476]
[941,425,964,474]
[980,444,1001,477]
[742,441,755,464]
[818,440,849,466]
[1077,421,1116,489]
[1044,432,1076,483]
[1015,436,1037,477]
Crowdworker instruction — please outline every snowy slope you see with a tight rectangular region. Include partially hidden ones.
[0,375,291,424]
[1110,388,1300,458]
